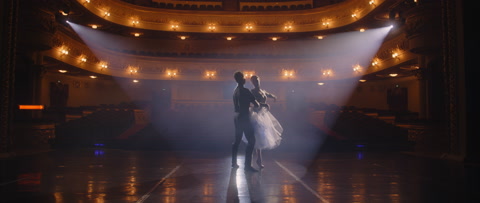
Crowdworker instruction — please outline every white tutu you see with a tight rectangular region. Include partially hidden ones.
[243,107,283,150]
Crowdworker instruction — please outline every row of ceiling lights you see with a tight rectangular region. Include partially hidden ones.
[86,21,369,41]
[58,45,404,83]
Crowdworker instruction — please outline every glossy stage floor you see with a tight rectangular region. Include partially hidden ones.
[1,142,479,203]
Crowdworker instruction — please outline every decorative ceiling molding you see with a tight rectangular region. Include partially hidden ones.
[76,0,386,33]
[43,26,416,82]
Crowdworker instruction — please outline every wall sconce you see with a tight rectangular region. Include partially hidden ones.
[244,71,255,78]
[89,75,97,79]
[359,79,367,82]
[392,52,399,58]
[128,67,138,75]
[60,49,69,55]
[389,73,398,77]
[132,32,142,37]
[179,36,187,40]
[322,70,333,77]
[100,63,108,70]
[90,24,99,29]
[133,79,139,83]
[283,70,295,79]
[205,71,216,79]
[167,70,177,78]
[284,25,292,32]
[58,70,67,73]
[359,28,366,32]
[322,21,330,28]
[171,24,179,31]
[369,0,376,6]
[208,24,216,32]
[371,58,379,66]
[271,37,278,41]
[226,36,233,41]
[80,57,87,63]
[317,82,324,86]
[245,24,253,32]
[353,64,362,73]
[103,11,110,17]
[132,20,139,27]
[351,13,357,19]
[316,35,324,39]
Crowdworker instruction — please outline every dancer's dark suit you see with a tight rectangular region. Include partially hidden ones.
[232,71,259,171]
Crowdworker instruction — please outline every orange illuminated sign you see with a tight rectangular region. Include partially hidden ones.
[18,105,44,110]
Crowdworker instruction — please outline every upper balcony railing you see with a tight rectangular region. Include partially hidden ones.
[118,0,345,11]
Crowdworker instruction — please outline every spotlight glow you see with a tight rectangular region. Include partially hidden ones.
[65,21,392,156]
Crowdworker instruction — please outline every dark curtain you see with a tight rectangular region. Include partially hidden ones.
[387,87,407,112]
[49,82,68,107]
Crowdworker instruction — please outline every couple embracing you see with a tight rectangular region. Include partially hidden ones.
[232,71,283,172]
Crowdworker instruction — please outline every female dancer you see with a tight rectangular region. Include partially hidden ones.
[245,75,283,168]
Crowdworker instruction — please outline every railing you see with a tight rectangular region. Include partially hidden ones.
[152,0,223,10]
[240,0,312,11]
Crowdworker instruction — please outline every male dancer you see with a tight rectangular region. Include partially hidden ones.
[232,71,259,172]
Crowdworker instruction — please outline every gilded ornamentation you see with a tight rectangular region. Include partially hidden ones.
[77,0,386,33]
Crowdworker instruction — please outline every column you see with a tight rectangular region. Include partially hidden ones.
[0,0,18,157]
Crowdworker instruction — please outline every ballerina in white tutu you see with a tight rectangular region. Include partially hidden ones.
[243,75,283,168]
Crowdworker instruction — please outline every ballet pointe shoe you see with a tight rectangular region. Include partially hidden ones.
[256,159,265,168]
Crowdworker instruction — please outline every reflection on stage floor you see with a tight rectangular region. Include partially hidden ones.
[1,145,477,203]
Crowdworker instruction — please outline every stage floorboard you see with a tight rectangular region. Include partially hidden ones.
[1,145,478,203]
